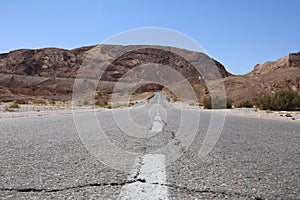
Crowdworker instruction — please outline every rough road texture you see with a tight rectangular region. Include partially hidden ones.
[0,93,299,199]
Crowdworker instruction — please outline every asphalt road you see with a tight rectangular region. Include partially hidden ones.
[0,93,299,199]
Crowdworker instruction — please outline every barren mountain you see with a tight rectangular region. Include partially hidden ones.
[0,45,230,102]
[0,44,299,104]
[224,52,300,102]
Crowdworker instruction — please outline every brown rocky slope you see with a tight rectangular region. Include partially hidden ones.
[0,44,299,104]
[224,52,300,103]
[0,45,230,102]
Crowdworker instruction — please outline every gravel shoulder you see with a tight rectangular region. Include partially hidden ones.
[168,101,300,122]
[0,99,148,119]
[1,100,300,122]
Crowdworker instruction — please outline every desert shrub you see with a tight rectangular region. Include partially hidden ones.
[32,99,47,105]
[255,95,271,110]
[227,98,233,109]
[82,100,89,105]
[255,90,300,111]
[48,98,56,105]
[203,96,232,109]
[15,99,29,104]
[265,109,272,113]
[9,103,20,109]
[95,98,108,107]
[236,100,254,108]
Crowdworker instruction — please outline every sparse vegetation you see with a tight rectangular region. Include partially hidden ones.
[15,99,29,104]
[9,103,20,109]
[32,99,47,105]
[95,98,108,107]
[48,98,56,105]
[255,90,300,111]
[236,100,254,108]
[203,96,232,109]
[82,100,89,105]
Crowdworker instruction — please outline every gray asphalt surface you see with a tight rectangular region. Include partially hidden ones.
[0,93,299,199]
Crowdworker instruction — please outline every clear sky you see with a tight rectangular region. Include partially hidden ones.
[1,0,299,74]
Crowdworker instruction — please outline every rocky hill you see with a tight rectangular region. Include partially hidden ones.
[0,44,299,104]
[224,53,300,102]
[0,45,230,102]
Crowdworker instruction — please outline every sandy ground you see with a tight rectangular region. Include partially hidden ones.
[0,102,103,118]
[0,99,149,119]
[1,99,300,122]
[169,101,300,122]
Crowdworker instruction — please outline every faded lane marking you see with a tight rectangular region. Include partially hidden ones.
[119,154,168,200]
[151,121,163,132]
[151,111,163,132]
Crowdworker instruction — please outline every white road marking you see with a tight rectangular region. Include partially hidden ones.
[151,121,163,132]
[154,115,161,120]
[157,92,160,104]
[151,111,163,132]
[119,93,168,199]
[119,154,168,200]
[151,93,163,132]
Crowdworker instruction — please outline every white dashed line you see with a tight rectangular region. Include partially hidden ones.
[151,121,163,132]
[151,111,163,132]
[119,154,168,200]
[119,93,167,199]
[154,115,161,120]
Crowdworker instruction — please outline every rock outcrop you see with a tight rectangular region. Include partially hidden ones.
[0,44,299,103]
[0,45,231,100]
[224,53,300,102]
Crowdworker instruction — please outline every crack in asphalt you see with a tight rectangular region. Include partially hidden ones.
[0,179,147,193]
[132,156,143,181]
[0,180,264,199]
[0,155,150,194]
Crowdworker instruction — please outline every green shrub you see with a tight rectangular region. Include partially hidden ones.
[82,100,89,105]
[255,90,300,111]
[226,98,233,109]
[9,103,20,109]
[203,96,232,109]
[95,98,108,107]
[166,96,170,102]
[236,100,254,108]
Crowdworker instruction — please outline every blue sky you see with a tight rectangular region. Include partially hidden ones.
[1,0,299,74]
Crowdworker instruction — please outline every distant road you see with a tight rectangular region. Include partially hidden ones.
[0,93,299,199]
